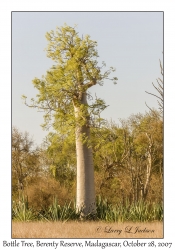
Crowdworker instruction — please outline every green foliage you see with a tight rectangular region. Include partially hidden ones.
[125,111,163,169]
[12,195,36,222]
[45,132,76,188]
[24,24,117,134]
[96,196,163,222]
[12,196,163,222]
[91,111,163,204]
[46,197,80,222]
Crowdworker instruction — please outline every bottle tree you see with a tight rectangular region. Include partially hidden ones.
[23,24,117,217]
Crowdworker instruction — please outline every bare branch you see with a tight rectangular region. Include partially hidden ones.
[145,91,162,101]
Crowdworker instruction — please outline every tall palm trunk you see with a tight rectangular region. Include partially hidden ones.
[73,93,96,217]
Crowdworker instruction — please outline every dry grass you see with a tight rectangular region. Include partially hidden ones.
[12,221,163,238]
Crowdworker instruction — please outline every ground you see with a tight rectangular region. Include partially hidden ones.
[12,221,163,238]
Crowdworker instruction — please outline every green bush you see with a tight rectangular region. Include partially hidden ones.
[12,195,163,222]
[12,195,36,221]
[96,196,163,222]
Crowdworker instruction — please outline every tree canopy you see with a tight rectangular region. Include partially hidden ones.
[23,24,117,134]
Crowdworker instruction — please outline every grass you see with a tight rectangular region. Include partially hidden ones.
[96,196,163,222]
[12,195,163,238]
[12,221,163,238]
[12,196,37,222]
[12,195,163,223]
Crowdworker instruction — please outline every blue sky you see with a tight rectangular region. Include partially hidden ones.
[12,12,163,146]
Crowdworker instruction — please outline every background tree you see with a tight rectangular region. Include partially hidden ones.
[12,109,163,212]
[91,121,125,203]
[44,131,76,190]
[23,24,117,217]
[120,111,163,202]
[12,127,40,200]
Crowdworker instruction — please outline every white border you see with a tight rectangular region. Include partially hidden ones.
[1,1,175,249]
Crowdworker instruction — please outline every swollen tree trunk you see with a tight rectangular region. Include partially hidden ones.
[73,93,96,217]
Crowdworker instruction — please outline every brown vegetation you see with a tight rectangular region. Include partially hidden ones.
[12,221,163,238]
[26,177,74,210]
